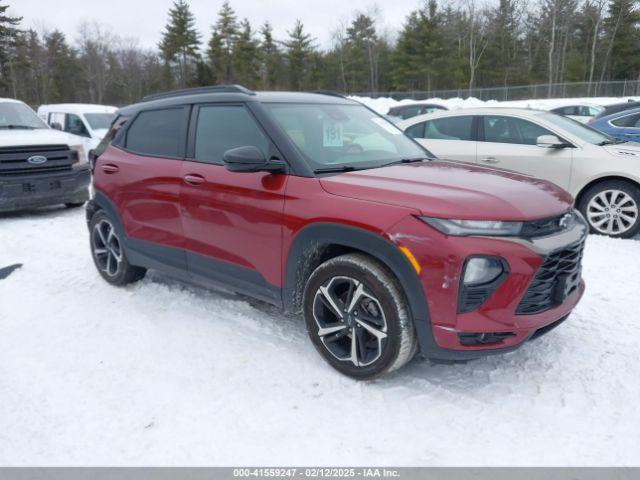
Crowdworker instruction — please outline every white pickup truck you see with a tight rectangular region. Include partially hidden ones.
[0,98,90,213]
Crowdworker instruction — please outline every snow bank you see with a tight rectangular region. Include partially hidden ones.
[1,208,639,465]
[352,94,640,114]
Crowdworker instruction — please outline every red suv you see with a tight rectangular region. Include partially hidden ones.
[87,86,587,379]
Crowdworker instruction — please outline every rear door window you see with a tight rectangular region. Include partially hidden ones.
[611,113,640,128]
[423,116,474,141]
[126,107,188,158]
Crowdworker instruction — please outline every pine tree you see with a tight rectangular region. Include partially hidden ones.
[0,1,21,94]
[391,1,446,91]
[232,19,260,88]
[259,22,282,89]
[159,0,201,87]
[344,13,382,93]
[207,1,238,84]
[282,20,315,91]
[43,30,78,102]
[601,0,640,80]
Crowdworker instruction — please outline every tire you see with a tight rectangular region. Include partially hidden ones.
[578,180,640,239]
[65,202,85,208]
[89,210,146,286]
[302,253,417,380]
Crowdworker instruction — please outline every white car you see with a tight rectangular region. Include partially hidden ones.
[0,98,91,212]
[37,103,117,152]
[400,108,640,238]
[548,103,604,124]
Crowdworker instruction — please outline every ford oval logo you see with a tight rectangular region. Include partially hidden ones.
[27,155,48,165]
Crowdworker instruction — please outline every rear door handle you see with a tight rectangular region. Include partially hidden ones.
[480,157,499,164]
[183,174,205,186]
[101,164,120,174]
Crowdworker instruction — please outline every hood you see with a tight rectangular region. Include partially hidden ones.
[603,142,640,159]
[0,128,80,148]
[91,128,109,140]
[319,160,573,221]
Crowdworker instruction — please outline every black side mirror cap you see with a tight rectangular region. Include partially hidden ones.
[223,146,287,174]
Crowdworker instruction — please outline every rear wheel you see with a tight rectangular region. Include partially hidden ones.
[89,210,146,285]
[579,180,640,238]
[303,253,417,380]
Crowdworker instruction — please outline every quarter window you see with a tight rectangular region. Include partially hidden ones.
[194,105,270,164]
[482,116,553,145]
[405,122,426,139]
[422,116,473,141]
[126,107,187,157]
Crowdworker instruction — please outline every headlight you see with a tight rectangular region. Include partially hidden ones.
[419,217,523,236]
[70,144,87,165]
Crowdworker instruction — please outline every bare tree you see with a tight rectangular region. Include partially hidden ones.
[466,0,489,91]
[76,21,116,103]
[587,0,607,93]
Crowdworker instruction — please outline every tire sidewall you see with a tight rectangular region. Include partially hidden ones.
[579,180,640,238]
[303,255,412,380]
[89,210,139,285]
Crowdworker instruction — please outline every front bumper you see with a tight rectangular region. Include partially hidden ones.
[0,165,91,213]
[386,215,588,361]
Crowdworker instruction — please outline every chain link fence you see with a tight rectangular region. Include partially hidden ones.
[353,80,640,101]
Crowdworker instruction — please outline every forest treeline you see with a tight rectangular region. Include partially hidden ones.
[0,0,639,106]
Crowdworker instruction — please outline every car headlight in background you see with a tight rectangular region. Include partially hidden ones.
[419,217,523,236]
[70,144,87,165]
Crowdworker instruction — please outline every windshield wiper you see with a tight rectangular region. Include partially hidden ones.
[0,124,37,130]
[597,139,628,146]
[380,157,430,167]
[313,165,357,174]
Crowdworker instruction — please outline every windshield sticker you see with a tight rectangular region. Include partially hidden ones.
[323,120,344,147]
[372,117,402,135]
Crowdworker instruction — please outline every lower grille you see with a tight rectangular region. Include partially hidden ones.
[516,241,585,315]
[0,145,74,177]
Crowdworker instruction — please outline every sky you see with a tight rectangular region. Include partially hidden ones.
[7,0,422,50]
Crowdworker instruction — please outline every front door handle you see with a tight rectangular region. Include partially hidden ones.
[101,164,120,174]
[183,173,205,186]
[480,157,499,164]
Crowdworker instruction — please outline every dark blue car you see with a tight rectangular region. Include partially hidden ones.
[590,106,640,143]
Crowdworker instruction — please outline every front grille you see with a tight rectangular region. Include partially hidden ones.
[0,145,74,177]
[516,241,585,315]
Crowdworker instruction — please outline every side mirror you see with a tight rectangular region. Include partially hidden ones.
[223,146,286,173]
[51,122,63,131]
[537,135,567,149]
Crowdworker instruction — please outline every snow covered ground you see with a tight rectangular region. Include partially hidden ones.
[1,207,639,466]
[353,94,640,115]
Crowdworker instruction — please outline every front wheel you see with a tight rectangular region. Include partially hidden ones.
[579,180,640,238]
[303,253,417,380]
[89,211,146,285]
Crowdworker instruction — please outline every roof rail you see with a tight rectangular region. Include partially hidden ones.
[309,90,347,98]
[142,85,255,102]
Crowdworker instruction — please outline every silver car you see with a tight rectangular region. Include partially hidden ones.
[400,108,640,238]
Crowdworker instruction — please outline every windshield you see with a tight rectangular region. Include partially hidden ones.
[265,103,433,172]
[539,112,618,145]
[84,113,116,130]
[0,102,47,129]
